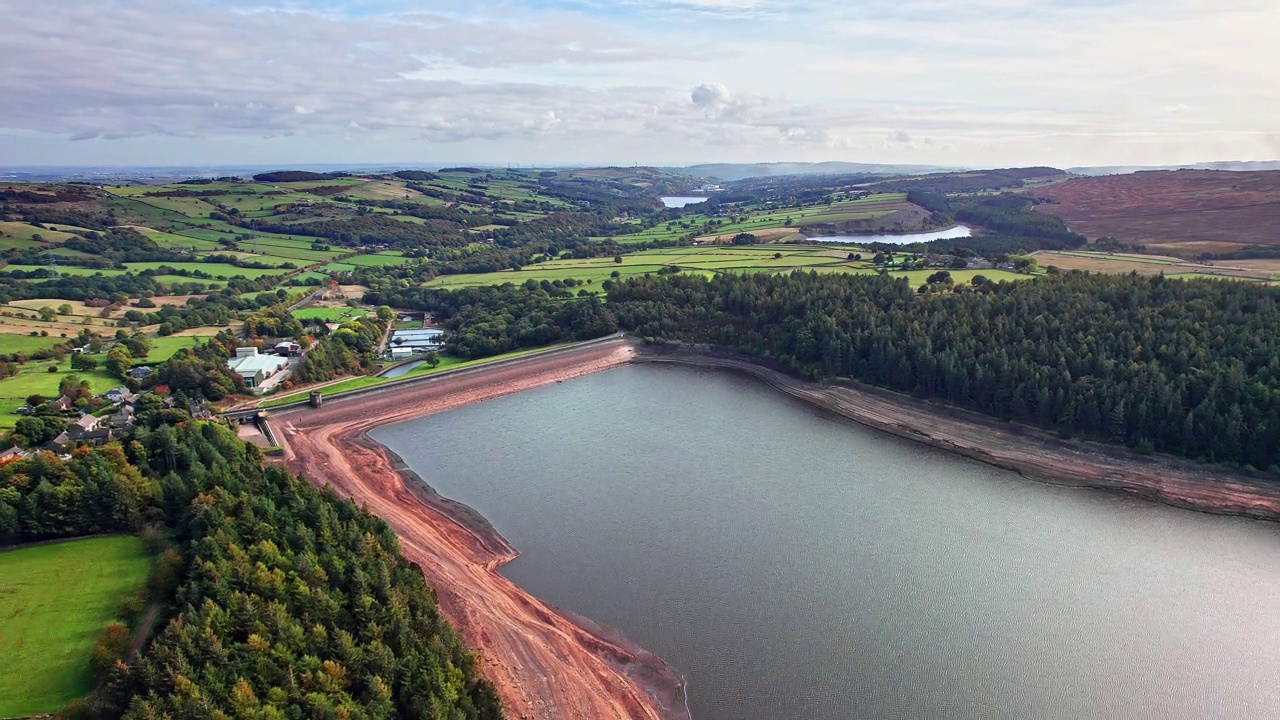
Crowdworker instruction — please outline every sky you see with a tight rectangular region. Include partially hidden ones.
[2,0,1278,168]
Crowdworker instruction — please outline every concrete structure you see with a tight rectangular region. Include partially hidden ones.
[227,347,289,389]
[386,328,445,357]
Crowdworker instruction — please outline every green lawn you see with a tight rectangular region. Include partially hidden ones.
[0,535,150,718]
[292,307,369,322]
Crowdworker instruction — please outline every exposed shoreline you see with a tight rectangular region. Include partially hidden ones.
[267,338,690,720]
[266,337,1280,720]
[637,346,1280,523]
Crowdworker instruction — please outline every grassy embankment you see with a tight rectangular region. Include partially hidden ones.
[260,344,567,407]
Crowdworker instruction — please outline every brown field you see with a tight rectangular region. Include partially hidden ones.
[695,227,801,244]
[1034,251,1280,281]
[1032,170,1280,251]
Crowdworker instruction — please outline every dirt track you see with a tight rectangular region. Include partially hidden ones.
[269,338,690,720]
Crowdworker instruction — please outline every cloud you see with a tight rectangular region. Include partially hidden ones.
[691,83,731,108]
[0,0,1277,166]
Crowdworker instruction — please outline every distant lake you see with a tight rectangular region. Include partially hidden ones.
[813,224,972,245]
[373,364,1280,720]
[661,196,709,208]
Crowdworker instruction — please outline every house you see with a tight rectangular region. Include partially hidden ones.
[127,366,153,380]
[226,347,289,389]
[74,414,100,433]
[46,431,71,453]
[0,446,30,463]
[104,405,135,429]
[50,395,73,411]
[273,341,302,356]
[188,401,213,421]
[102,387,136,405]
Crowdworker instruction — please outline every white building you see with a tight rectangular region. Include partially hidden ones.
[227,347,289,389]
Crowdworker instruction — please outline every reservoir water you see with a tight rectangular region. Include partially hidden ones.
[662,196,710,208]
[813,224,972,245]
[371,364,1280,719]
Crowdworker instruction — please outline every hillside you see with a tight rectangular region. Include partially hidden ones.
[1031,170,1280,255]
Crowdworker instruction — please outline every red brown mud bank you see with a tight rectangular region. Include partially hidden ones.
[267,338,690,720]
[637,347,1280,522]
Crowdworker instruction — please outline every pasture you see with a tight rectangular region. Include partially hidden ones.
[292,307,369,322]
[0,535,151,718]
[422,244,1032,292]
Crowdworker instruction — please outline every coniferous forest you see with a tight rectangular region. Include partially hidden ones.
[608,272,1280,471]
[0,422,501,719]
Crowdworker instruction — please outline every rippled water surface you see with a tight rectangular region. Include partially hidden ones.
[372,364,1280,720]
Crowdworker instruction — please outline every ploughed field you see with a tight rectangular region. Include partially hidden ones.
[1032,170,1280,254]
[0,535,150,718]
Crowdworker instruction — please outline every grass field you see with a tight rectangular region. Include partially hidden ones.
[0,359,120,430]
[121,262,291,280]
[345,252,417,267]
[144,335,209,361]
[0,536,150,718]
[425,245,1045,292]
[292,307,369,321]
[0,222,82,244]
[0,334,70,355]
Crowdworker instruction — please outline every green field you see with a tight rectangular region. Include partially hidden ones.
[0,334,69,355]
[0,358,121,430]
[144,335,210,362]
[423,245,1041,292]
[0,536,150,717]
[0,222,83,244]
[345,252,417,267]
[122,262,291,280]
[292,307,369,322]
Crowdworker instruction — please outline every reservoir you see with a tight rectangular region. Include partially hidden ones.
[371,364,1280,719]
[662,196,710,208]
[813,224,972,245]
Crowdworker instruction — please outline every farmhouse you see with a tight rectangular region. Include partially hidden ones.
[226,346,289,389]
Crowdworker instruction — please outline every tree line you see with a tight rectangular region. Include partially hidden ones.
[608,271,1280,471]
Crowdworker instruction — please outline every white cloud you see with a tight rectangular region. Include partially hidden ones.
[0,0,1277,166]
